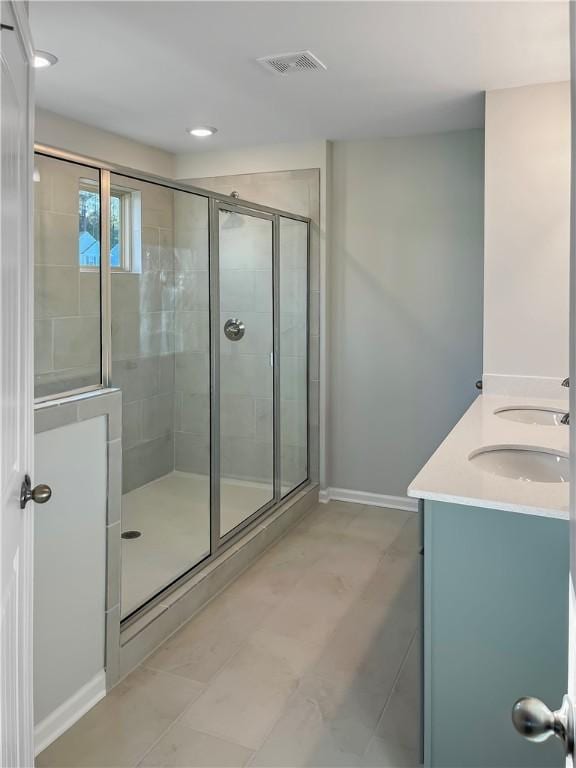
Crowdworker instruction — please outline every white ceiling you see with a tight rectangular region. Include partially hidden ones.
[30,1,569,155]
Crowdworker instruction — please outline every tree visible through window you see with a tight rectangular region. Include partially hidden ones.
[79,185,124,269]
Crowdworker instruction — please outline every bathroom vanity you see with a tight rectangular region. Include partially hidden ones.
[409,395,569,768]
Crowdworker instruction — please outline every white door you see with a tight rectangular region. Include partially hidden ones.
[510,5,576,763]
[0,3,35,766]
[570,4,576,764]
[569,2,576,764]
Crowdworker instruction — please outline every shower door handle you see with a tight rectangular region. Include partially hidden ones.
[224,318,245,341]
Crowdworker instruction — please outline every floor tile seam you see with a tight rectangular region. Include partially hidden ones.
[140,662,206,688]
[170,599,281,699]
[258,552,342,611]
[138,538,318,689]
[129,676,211,768]
[249,669,383,765]
[374,543,420,570]
[359,660,417,764]
[369,628,418,745]
[178,695,287,754]
[134,540,296,679]
[134,701,256,767]
[351,563,420,615]
[297,665,403,705]
[396,511,422,540]
[242,671,313,766]
[338,521,414,555]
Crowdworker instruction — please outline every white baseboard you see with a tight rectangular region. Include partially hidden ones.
[34,670,106,755]
[319,487,418,512]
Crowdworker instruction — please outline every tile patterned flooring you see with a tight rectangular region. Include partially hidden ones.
[38,501,421,768]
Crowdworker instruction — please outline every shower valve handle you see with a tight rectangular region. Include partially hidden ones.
[224,318,245,341]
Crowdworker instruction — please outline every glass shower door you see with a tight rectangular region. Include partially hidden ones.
[217,206,275,537]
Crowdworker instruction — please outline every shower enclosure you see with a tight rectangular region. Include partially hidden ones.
[33,148,310,622]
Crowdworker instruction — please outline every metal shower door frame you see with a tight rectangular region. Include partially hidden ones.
[209,199,281,554]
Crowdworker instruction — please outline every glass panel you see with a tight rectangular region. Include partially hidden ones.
[219,209,274,536]
[109,173,210,618]
[280,217,308,496]
[33,154,101,399]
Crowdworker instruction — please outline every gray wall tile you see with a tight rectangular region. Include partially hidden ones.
[35,266,79,318]
[174,432,210,475]
[34,211,78,267]
[34,402,79,433]
[107,439,123,525]
[53,316,100,371]
[141,393,173,442]
[123,434,174,493]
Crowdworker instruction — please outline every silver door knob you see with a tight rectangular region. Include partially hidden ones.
[20,474,52,509]
[224,318,245,341]
[512,695,574,753]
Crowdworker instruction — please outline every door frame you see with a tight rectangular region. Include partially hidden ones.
[0,1,35,764]
[568,0,576,742]
[209,200,280,553]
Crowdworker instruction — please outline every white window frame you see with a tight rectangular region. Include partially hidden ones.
[79,179,142,273]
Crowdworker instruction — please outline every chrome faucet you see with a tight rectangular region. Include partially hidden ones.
[561,378,569,424]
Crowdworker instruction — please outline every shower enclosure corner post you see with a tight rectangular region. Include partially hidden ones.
[100,169,112,387]
[273,214,281,504]
[208,197,221,557]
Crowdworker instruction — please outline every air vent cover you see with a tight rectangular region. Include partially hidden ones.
[257,50,327,76]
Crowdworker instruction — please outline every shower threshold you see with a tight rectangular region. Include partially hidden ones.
[116,481,318,682]
[121,471,297,619]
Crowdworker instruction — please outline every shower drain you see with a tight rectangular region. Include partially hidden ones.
[122,530,142,540]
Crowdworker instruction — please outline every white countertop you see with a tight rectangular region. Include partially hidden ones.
[407,394,569,520]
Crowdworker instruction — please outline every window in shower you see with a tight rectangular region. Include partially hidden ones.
[109,174,211,619]
[79,181,141,271]
[34,154,102,400]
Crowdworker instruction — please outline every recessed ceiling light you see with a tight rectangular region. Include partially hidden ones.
[188,126,217,138]
[33,50,58,69]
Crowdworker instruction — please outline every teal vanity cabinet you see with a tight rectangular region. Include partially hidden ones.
[423,499,568,767]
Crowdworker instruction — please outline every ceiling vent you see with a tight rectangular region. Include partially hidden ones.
[256,50,327,76]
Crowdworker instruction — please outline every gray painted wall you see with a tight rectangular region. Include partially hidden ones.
[329,130,484,498]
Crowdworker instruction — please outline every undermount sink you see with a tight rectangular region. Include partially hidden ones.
[494,406,566,426]
[469,446,569,483]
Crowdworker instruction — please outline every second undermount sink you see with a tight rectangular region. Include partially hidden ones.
[469,446,569,483]
[494,406,566,426]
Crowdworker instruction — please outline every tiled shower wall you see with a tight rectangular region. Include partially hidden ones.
[172,194,211,477]
[188,170,321,485]
[173,204,277,485]
[218,214,274,485]
[109,177,177,493]
[34,155,101,399]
